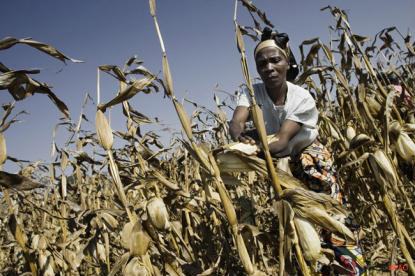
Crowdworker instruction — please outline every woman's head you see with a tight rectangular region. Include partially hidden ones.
[254,39,289,89]
[255,27,299,83]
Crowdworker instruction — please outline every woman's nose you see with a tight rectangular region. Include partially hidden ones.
[263,62,273,72]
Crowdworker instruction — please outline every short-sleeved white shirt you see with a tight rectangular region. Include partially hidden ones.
[236,81,319,157]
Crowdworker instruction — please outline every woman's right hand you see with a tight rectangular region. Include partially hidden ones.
[238,134,257,145]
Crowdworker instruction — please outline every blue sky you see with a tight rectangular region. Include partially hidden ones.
[1,0,414,171]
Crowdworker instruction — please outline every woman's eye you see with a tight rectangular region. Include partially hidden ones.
[271,57,281,63]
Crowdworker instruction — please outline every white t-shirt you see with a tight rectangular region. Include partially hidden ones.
[236,81,319,157]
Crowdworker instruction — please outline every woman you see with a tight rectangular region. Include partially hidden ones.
[229,29,367,275]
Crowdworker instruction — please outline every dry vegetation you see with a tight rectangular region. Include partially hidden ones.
[0,1,414,275]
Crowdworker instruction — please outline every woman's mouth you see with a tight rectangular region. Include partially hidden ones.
[266,75,279,80]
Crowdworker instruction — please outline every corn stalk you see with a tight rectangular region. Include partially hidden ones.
[233,1,310,275]
[149,0,260,274]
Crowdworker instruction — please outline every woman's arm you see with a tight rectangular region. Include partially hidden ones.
[268,119,301,155]
[229,106,256,144]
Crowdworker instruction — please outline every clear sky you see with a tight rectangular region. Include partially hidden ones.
[1,0,414,171]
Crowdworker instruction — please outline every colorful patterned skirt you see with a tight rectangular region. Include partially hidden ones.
[291,140,367,275]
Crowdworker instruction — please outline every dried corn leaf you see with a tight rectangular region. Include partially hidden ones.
[0,171,42,190]
[0,70,70,118]
[0,36,82,63]
[98,76,155,111]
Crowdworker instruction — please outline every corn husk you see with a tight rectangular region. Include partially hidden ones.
[96,243,106,262]
[366,95,382,116]
[395,132,415,161]
[226,142,259,155]
[216,150,307,190]
[124,257,149,276]
[346,125,356,141]
[216,151,253,172]
[404,123,415,132]
[389,121,402,135]
[63,249,82,270]
[294,217,321,262]
[95,110,113,150]
[372,149,397,185]
[328,123,341,140]
[39,251,54,276]
[146,197,170,231]
[38,235,47,250]
[0,133,6,166]
[276,157,292,176]
[121,221,151,257]
[349,133,372,150]
[35,234,54,275]
[61,174,67,198]
[281,189,354,242]
[60,150,68,171]
[162,55,174,97]
[100,212,119,230]
[303,207,354,242]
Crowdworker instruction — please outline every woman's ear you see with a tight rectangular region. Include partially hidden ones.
[287,63,299,82]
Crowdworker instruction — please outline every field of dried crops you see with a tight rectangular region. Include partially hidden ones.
[0,1,414,275]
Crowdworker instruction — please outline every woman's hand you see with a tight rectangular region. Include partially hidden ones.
[237,134,256,145]
[234,134,261,155]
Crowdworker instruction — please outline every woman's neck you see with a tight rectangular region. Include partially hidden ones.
[265,81,288,105]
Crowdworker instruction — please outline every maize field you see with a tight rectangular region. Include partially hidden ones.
[0,1,414,275]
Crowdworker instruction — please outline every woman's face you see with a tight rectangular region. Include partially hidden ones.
[255,47,289,89]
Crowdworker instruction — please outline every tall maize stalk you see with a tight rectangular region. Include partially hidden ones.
[233,2,310,275]
[96,108,135,223]
[148,0,260,274]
